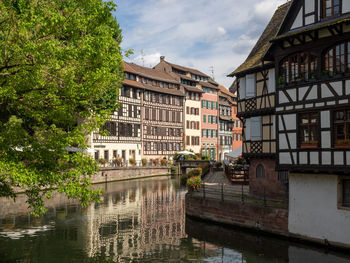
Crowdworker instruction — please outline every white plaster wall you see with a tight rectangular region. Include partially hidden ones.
[289,173,350,246]
[289,246,350,263]
[291,7,303,29]
[91,142,142,163]
[343,1,350,13]
[185,99,201,153]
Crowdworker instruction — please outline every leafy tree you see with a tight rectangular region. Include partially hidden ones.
[0,0,125,215]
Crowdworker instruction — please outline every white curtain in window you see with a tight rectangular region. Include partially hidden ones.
[246,74,256,98]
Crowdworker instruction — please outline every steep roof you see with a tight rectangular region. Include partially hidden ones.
[125,62,178,84]
[228,2,290,77]
[199,81,219,90]
[218,85,235,98]
[165,61,210,78]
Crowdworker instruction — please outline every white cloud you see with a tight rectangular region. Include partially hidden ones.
[133,52,162,67]
[217,27,226,35]
[116,0,287,88]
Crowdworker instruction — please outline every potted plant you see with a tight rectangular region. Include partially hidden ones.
[98,158,107,167]
[186,176,202,191]
[160,158,167,166]
[152,158,159,166]
[129,158,136,166]
[114,157,121,167]
[141,158,147,166]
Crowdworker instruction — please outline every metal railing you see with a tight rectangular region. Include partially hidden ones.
[190,183,288,209]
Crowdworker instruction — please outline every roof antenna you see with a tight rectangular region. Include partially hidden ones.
[209,66,215,80]
[140,49,145,66]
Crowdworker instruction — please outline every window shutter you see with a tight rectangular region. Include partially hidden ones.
[246,74,256,98]
[245,118,251,140]
[343,180,350,207]
[239,77,246,99]
[251,116,262,141]
[268,69,276,93]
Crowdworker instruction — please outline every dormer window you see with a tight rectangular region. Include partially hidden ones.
[323,0,341,19]
[280,52,317,84]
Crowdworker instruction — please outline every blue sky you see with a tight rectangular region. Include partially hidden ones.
[114,0,288,88]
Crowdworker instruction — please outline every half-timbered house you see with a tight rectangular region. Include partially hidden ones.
[154,57,202,154]
[125,62,184,160]
[218,86,235,161]
[228,3,290,199]
[267,0,350,248]
[91,63,143,165]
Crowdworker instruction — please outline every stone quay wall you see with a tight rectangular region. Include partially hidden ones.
[185,194,289,237]
[92,166,171,184]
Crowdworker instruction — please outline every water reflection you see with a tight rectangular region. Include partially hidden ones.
[0,176,350,263]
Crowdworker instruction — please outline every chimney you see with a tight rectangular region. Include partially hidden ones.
[160,56,165,62]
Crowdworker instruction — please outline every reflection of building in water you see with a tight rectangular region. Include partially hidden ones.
[140,181,185,248]
[84,179,185,262]
[84,186,143,261]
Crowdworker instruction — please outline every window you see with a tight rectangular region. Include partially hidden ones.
[342,179,350,207]
[334,109,350,145]
[94,150,99,161]
[246,74,256,98]
[203,115,206,123]
[299,112,319,147]
[324,41,350,75]
[278,171,289,183]
[280,52,317,84]
[256,164,265,179]
[323,0,341,18]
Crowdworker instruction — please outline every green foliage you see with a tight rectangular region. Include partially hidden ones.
[129,158,135,165]
[0,0,124,215]
[170,165,177,175]
[186,176,202,191]
[201,155,210,160]
[141,158,147,166]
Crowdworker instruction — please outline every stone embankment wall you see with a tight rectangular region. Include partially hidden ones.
[185,194,288,237]
[93,167,170,183]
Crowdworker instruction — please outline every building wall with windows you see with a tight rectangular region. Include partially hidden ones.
[154,56,214,156]
[184,91,201,154]
[267,0,350,248]
[228,2,290,199]
[201,84,219,160]
[91,64,142,165]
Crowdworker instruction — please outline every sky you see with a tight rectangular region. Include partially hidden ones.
[114,0,288,88]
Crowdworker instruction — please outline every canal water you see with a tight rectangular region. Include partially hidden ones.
[0,176,350,263]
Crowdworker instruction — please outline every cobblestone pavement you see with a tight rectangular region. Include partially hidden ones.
[202,170,249,194]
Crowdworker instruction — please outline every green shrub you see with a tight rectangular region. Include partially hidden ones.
[201,155,210,160]
[141,158,147,166]
[160,158,167,166]
[170,165,177,175]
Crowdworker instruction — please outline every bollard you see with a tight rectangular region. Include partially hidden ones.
[203,183,206,199]
[221,183,224,202]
